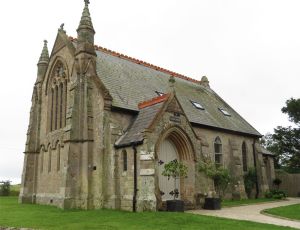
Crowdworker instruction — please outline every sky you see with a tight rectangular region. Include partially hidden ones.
[0,0,299,184]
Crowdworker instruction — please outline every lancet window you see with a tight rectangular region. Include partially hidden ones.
[242,142,248,172]
[48,62,68,132]
[214,137,223,166]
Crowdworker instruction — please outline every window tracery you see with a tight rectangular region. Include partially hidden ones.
[48,62,68,132]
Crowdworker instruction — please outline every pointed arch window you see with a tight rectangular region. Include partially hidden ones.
[48,61,68,132]
[214,137,222,166]
[40,148,44,173]
[242,142,248,172]
[48,148,52,173]
[122,150,128,172]
[57,145,61,172]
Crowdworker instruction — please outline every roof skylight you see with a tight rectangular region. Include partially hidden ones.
[219,108,231,116]
[191,101,204,110]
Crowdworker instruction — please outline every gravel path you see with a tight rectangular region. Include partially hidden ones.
[188,198,300,229]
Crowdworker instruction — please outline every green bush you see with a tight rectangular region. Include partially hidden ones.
[0,181,11,196]
[273,178,282,189]
[10,190,20,196]
[265,191,273,199]
[243,167,257,198]
[265,189,286,199]
[198,157,232,199]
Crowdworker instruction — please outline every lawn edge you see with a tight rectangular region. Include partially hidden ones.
[187,211,299,229]
[261,210,300,223]
[222,199,287,208]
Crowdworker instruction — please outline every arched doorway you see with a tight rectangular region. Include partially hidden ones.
[155,125,196,207]
[158,138,180,201]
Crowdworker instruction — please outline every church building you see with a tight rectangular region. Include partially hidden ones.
[20,0,275,211]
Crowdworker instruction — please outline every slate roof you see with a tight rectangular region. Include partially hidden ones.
[94,46,261,137]
[115,101,165,147]
[255,143,274,156]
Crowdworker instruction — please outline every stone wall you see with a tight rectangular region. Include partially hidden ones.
[111,96,275,211]
[193,127,256,199]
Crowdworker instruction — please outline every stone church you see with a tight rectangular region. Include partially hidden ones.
[20,0,275,211]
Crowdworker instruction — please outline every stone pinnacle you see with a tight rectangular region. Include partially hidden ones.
[38,40,49,64]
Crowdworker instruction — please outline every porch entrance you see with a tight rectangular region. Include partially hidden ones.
[158,138,180,201]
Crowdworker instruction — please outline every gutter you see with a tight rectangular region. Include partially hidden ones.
[252,139,259,199]
[131,142,138,212]
[114,140,143,149]
[191,122,262,138]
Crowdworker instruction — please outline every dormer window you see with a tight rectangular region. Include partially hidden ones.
[155,91,164,97]
[219,108,231,116]
[191,101,204,110]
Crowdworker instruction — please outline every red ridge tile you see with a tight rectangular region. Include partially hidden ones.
[138,94,169,109]
[68,36,201,85]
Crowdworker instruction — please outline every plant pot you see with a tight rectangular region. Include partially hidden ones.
[166,200,184,212]
[203,197,221,210]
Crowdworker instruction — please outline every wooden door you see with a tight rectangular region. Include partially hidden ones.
[158,139,180,201]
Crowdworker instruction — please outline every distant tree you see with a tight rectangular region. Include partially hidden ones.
[262,98,300,173]
[0,180,11,196]
[281,98,300,125]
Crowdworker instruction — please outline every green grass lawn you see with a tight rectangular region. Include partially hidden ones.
[264,204,300,221]
[222,198,277,207]
[0,197,296,230]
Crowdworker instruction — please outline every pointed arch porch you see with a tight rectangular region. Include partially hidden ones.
[154,124,197,208]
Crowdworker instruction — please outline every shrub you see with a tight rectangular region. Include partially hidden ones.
[10,184,20,196]
[243,167,257,198]
[0,181,11,196]
[265,189,286,199]
[273,178,282,189]
[198,157,232,199]
[265,191,273,199]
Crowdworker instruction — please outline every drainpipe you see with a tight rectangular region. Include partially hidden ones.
[252,139,259,199]
[132,143,138,212]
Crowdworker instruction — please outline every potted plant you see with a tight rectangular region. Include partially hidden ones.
[198,157,232,210]
[162,159,188,212]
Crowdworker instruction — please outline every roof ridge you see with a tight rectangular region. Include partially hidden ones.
[69,36,201,84]
[138,94,170,109]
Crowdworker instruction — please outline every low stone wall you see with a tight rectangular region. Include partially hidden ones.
[275,170,300,197]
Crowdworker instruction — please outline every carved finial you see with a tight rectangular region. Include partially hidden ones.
[169,75,176,93]
[58,23,66,33]
[169,75,175,84]
[84,0,90,5]
[201,76,210,88]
